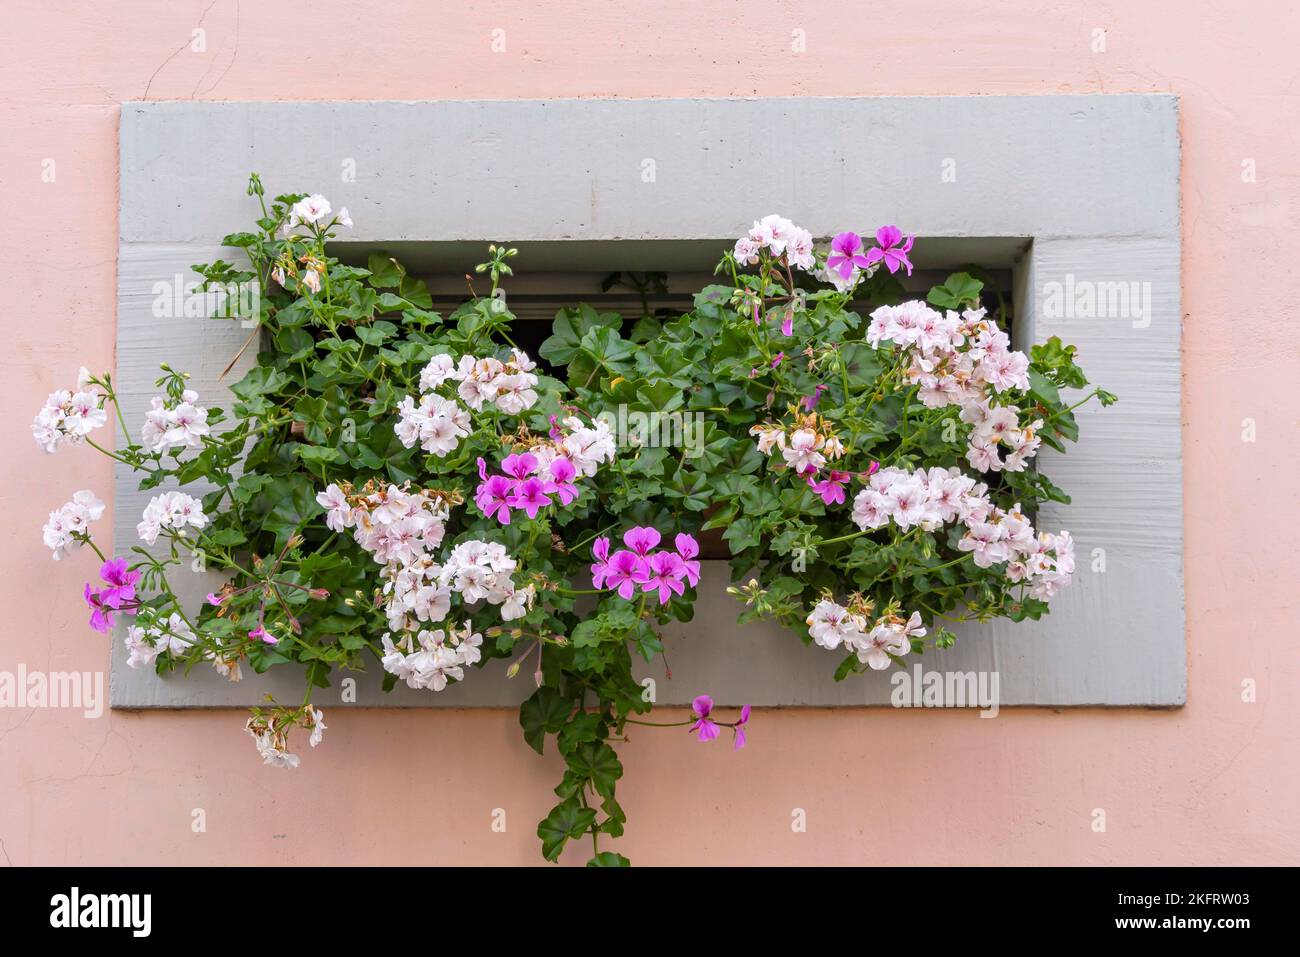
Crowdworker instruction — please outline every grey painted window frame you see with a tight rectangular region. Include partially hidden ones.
[113,95,1183,709]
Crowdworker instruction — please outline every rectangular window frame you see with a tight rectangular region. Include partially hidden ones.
[113,96,1183,708]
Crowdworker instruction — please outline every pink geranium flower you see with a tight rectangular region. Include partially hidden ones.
[623,526,661,558]
[675,533,701,587]
[545,457,580,506]
[591,537,612,588]
[864,225,914,276]
[803,383,829,411]
[248,625,278,645]
[604,550,644,600]
[500,452,539,480]
[733,704,752,750]
[84,584,113,633]
[636,551,687,605]
[808,470,851,506]
[475,475,515,524]
[507,477,552,519]
[690,695,721,742]
[96,557,140,609]
[83,558,141,633]
[827,231,871,280]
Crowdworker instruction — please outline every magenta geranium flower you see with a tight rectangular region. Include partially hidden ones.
[501,452,539,480]
[475,475,515,524]
[248,625,278,645]
[827,231,871,280]
[636,550,687,605]
[591,537,612,588]
[623,526,661,558]
[690,695,721,742]
[733,704,752,750]
[507,477,552,519]
[604,550,644,599]
[545,457,580,506]
[84,584,113,633]
[97,557,140,609]
[802,383,829,412]
[781,312,794,336]
[83,558,142,633]
[864,225,914,276]
[808,470,851,506]
[675,533,701,588]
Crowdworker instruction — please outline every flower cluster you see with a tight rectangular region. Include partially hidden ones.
[851,465,991,533]
[286,193,350,233]
[591,527,701,605]
[438,539,532,619]
[123,611,195,669]
[749,410,848,477]
[961,399,1043,474]
[137,491,209,546]
[868,301,1039,473]
[42,490,106,560]
[31,369,107,453]
[395,350,541,456]
[968,520,1076,600]
[316,480,451,565]
[316,480,529,691]
[395,392,470,456]
[141,389,211,454]
[245,703,327,769]
[807,596,926,670]
[474,416,616,525]
[271,193,352,293]
[733,214,817,271]
[475,451,576,523]
[850,466,1074,598]
[822,226,915,292]
[451,350,540,414]
[379,621,484,692]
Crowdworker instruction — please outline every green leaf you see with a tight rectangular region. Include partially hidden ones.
[1027,369,1061,405]
[587,852,631,867]
[519,687,572,754]
[366,252,405,289]
[356,320,398,346]
[537,799,598,862]
[538,303,622,366]
[833,654,859,682]
[567,742,623,799]
[927,272,984,310]
[839,342,884,392]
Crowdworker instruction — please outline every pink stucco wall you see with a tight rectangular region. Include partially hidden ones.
[2,1,1297,865]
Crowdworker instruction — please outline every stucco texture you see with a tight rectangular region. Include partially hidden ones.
[1,1,1296,865]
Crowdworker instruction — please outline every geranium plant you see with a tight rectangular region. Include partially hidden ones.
[37,176,1114,865]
